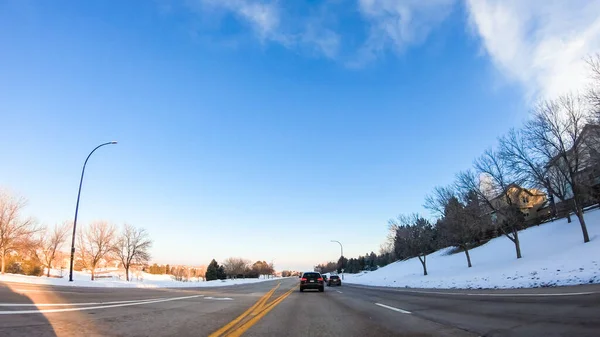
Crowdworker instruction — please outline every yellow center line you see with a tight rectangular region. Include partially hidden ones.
[208,283,280,337]
[223,286,296,337]
[249,283,280,316]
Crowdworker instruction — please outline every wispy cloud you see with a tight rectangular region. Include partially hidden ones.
[465,0,600,99]
[351,0,456,66]
[182,0,454,63]
[186,0,340,59]
[177,0,600,98]
[198,0,281,41]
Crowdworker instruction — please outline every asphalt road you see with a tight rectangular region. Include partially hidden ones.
[1,278,599,337]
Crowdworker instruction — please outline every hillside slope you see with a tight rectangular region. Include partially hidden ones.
[345,209,600,289]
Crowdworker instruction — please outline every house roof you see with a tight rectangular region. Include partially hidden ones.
[491,183,546,201]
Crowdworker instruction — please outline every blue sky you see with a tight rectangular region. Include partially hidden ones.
[1,0,598,271]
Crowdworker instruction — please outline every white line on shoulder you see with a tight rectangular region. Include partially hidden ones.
[346,285,597,297]
[0,295,203,315]
[0,297,170,307]
[375,303,411,314]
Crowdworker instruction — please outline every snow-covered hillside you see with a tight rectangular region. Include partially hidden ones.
[0,269,280,288]
[344,209,600,289]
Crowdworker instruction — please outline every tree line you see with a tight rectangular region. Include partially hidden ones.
[0,188,152,281]
[315,251,394,275]
[204,258,275,281]
[339,54,600,276]
[0,189,281,282]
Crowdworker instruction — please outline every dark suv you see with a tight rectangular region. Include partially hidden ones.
[328,275,341,286]
[299,272,324,292]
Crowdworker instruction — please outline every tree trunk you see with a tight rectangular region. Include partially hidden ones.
[514,229,522,259]
[1,253,5,274]
[125,266,130,281]
[574,205,591,243]
[418,255,427,276]
[567,213,572,223]
[47,266,51,278]
[463,246,472,268]
[91,269,95,281]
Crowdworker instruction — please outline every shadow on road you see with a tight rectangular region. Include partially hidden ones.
[0,282,58,337]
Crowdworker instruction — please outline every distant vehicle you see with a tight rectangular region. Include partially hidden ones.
[322,274,328,283]
[328,275,341,286]
[299,272,324,292]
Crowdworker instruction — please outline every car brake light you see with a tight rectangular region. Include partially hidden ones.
[317,278,323,281]
[300,278,307,281]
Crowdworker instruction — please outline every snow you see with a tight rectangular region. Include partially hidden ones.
[0,269,280,288]
[344,209,600,289]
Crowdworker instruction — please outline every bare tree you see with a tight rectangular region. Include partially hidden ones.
[427,186,489,268]
[424,185,455,218]
[223,257,250,279]
[379,219,400,261]
[112,224,152,281]
[34,222,70,277]
[77,221,116,280]
[586,53,600,118]
[196,265,207,281]
[525,94,593,243]
[394,214,435,275]
[0,189,40,274]
[457,147,526,259]
[500,129,573,221]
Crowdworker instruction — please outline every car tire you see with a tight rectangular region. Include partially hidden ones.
[299,287,304,292]
[319,287,324,292]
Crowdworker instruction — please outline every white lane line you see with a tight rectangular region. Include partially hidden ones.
[375,303,411,314]
[347,285,597,297]
[336,290,343,294]
[0,295,203,315]
[205,297,233,301]
[0,297,172,307]
[465,292,597,297]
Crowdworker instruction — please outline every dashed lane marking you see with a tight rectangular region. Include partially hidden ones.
[375,303,412,314]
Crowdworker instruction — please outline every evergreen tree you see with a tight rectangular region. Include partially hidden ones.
[205,259,219,281]
[358,256,366,271]
[336,256,348,273]
[217,265,226,280]
[369,252,377,270]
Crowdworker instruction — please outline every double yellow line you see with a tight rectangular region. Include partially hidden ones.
[209,282,295,337]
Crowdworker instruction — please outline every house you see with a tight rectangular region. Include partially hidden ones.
[490,184,548,222]
[546,124,600,205]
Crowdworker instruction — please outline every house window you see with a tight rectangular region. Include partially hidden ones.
[522,196,529,204]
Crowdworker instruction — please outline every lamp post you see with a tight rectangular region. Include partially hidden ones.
[68,141,117,282]
[330,240,344,280]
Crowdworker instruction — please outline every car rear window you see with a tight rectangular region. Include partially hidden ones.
[303,273,320,278]
[330,276,339,279]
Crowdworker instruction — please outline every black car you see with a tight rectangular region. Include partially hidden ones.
[299,272,324,292]
[328,275,341,286]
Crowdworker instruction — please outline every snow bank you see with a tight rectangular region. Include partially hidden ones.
[344,209,600,289]
[0,270,280,288]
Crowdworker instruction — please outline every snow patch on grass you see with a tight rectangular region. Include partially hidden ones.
[0,270,280,288]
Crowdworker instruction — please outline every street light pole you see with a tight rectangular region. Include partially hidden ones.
[330,240,344,280]
[68,141,117,282]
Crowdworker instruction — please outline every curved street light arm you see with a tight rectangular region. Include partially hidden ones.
[68,141,117,282]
